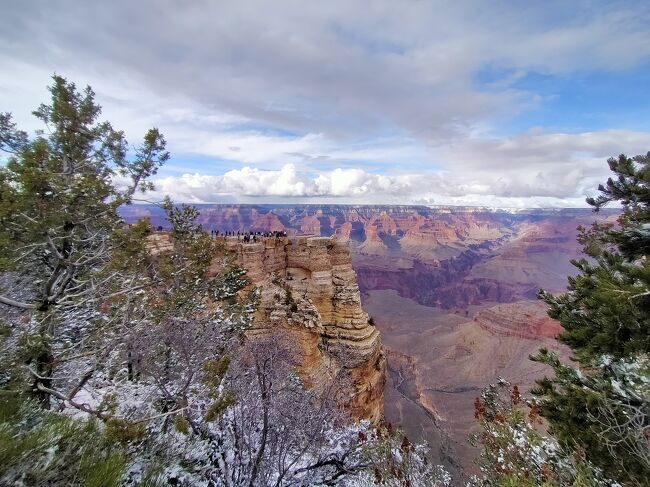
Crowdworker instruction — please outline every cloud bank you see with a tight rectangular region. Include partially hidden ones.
[1,0,650,207]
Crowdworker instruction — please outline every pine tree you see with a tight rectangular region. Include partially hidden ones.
[533,152,650,485]
[0,395,126,487]
[0,75,168,406]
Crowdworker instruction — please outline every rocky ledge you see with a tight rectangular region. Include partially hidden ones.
[224,235,386,423]
[473,301,564,340]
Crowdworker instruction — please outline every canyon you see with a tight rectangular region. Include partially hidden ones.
[126,204,618,480]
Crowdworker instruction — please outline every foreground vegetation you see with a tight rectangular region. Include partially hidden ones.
[471,152,649,486]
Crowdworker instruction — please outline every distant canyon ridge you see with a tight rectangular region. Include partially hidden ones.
[121,204,618,480]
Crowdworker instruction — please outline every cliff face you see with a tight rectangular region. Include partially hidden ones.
[224,235,385,423]
[472,301,564,339]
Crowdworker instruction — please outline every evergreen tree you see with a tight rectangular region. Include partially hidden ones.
[533,153,650,485]
[0,75,168,406]
[0,395,126,487]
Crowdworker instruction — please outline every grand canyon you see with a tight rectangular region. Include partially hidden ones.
[5,2,648,484]
[121,204,618,480]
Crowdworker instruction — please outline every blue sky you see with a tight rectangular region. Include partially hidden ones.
[1,0,650,207]
[496,67,650,134]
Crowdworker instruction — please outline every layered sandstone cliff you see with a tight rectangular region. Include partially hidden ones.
[144,232,175,255]
[473,301,564,339]
[144,231,385,422]
[224,235,386,423]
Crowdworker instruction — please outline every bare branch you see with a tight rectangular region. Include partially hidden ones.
[33,381,109,421]
[0,294,36,309]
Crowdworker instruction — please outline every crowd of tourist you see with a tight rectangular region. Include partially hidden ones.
[209,229,288,243]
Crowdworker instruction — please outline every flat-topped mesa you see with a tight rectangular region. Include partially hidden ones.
[223,234,386,424]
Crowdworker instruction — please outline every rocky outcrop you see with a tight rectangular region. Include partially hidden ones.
[145,232,174,255]
[359,222,389,254]
[224,235,385,423]
[143,231,385,422]
[473,301,564,339]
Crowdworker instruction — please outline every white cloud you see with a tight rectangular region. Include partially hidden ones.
[148,124,648,207]
[151,164,413,201]
[2,1,650,207]
[3,1,649,140]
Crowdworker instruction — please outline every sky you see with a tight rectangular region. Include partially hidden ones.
[1,0,650,208]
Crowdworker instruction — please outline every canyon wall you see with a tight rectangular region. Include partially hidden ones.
[223,235,385,423]
[126,205,618,310]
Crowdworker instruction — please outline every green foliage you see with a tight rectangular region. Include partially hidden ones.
[99,392,119,415]
[0,319,11,337]
[539,250,649,359]
[531,350,650,485]
[174,414,190,434]
[586,152,650,261]
[284,286,299,313]
[202,354,237,423]
[534,152,650,486]
[108,218,154,274]
[205,389,237,422]
[163,196,203,242]
[15,327,50,363]
[0,75,168,405]
[284,287,294,306]
[0,75,167,302]
[540,152,650,361]
[0,395,126,486]
[104,417,146,444]
[202,355,231,388]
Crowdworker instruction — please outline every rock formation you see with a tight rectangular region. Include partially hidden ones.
[224,235,386,423]
[143,231,385,422]
[473,301,564,339]
[144,232,174,255]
